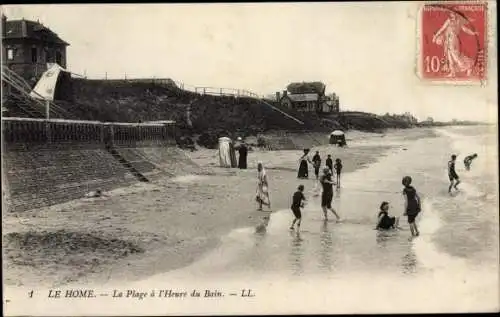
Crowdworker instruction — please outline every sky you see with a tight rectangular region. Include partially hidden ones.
[2,2,498,122]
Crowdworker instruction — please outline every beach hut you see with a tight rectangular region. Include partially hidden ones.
[218,137,237,168]
[329,130,347,147]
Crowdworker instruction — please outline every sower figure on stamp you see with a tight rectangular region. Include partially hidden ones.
[432,11,479,78]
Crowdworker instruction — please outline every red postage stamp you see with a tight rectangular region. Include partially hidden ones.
[419,2,488,83]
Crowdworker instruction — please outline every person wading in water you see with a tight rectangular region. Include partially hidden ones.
[312,151,321,181]
[402,176,421,237]
[290,184,306,231]
[320,167,341,222]
[326,154,333,174]
[448,154,461,193]
[333,158,343,188]
[463,153,478,171]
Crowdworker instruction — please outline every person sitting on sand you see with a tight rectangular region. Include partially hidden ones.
[84,189,106,198]
[463,153,478,171]
[290,184,306,231]
[312,151,321,180]
[376,201,400,230]
[256,161,271,211]
[402,176,421,237]
[448,154,461,192]
[333,158,343,187]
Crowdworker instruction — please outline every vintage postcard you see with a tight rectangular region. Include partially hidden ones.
[1,2,498,316]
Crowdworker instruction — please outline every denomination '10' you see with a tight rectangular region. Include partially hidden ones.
[424,55,442,73]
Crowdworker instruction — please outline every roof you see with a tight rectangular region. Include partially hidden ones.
[287,82,326,94]
[3,19,69,46]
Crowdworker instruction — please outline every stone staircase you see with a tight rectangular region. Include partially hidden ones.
[106,146,150,183]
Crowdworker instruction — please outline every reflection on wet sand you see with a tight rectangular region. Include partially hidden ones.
[375,229,418,275]
[319,220,334,272]
[401,247,418,275]
[255,215,271,234]
[289,230,304,276]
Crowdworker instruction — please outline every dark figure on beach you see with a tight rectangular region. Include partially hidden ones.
[229,140,237,168]
[448,154,461,193]
[326,155,333,173]
[463,153,478,171]
[320,167,341,221]
[402,176,421,237]
[376,201,400,230]
[238,138,248,169]
[312,151,321,180]
[290,184,306,231]
[297,149,311,179]
[334,158,342,187]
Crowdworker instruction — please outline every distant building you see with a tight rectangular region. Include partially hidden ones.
[276,82,340,114]
[2,15,69,84]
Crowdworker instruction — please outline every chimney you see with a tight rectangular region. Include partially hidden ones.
[275,91,280,101]
[21,19,27,37]
[2,14,6,39]
[282,90,287,97]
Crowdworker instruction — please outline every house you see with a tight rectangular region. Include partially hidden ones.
[2,15,69,84]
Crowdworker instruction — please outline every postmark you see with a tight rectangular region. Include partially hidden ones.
[418,2,488,84]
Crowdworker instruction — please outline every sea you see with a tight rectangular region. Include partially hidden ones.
[4,126,499,315]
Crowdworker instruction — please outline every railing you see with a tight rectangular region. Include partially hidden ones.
[2,117,177,146]
[2,66,71,119]
[73,75,305,125]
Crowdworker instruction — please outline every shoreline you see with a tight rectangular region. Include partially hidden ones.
[2,129,434,288]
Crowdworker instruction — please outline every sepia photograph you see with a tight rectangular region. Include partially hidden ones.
[1,1,498,315]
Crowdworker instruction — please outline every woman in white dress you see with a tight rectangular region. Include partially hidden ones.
[256,161,271,211]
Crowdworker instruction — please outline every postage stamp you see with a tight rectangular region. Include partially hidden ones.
[418,2,488,83]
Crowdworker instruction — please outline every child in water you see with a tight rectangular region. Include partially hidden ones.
[333,158,342,187]
[402,176,421,237]
[463,153,478,171]
[290,184,306,231]
[448,154,461,193]
[375,201,400,230]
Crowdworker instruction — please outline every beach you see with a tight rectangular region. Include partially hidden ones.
[3,128,402,288]
[3,126,499,315]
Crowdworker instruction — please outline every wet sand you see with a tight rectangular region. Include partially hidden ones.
[2,129,432,288]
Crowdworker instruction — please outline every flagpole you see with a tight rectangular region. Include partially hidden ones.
[46,99,51,143]
[45,100,50,119]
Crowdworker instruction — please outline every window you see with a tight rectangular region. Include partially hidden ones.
[31,47,38,63]
[46,49,53,63]
[55,51,62,65]
[7,48,14,60]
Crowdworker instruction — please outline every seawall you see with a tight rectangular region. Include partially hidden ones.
[1,117,203,212]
